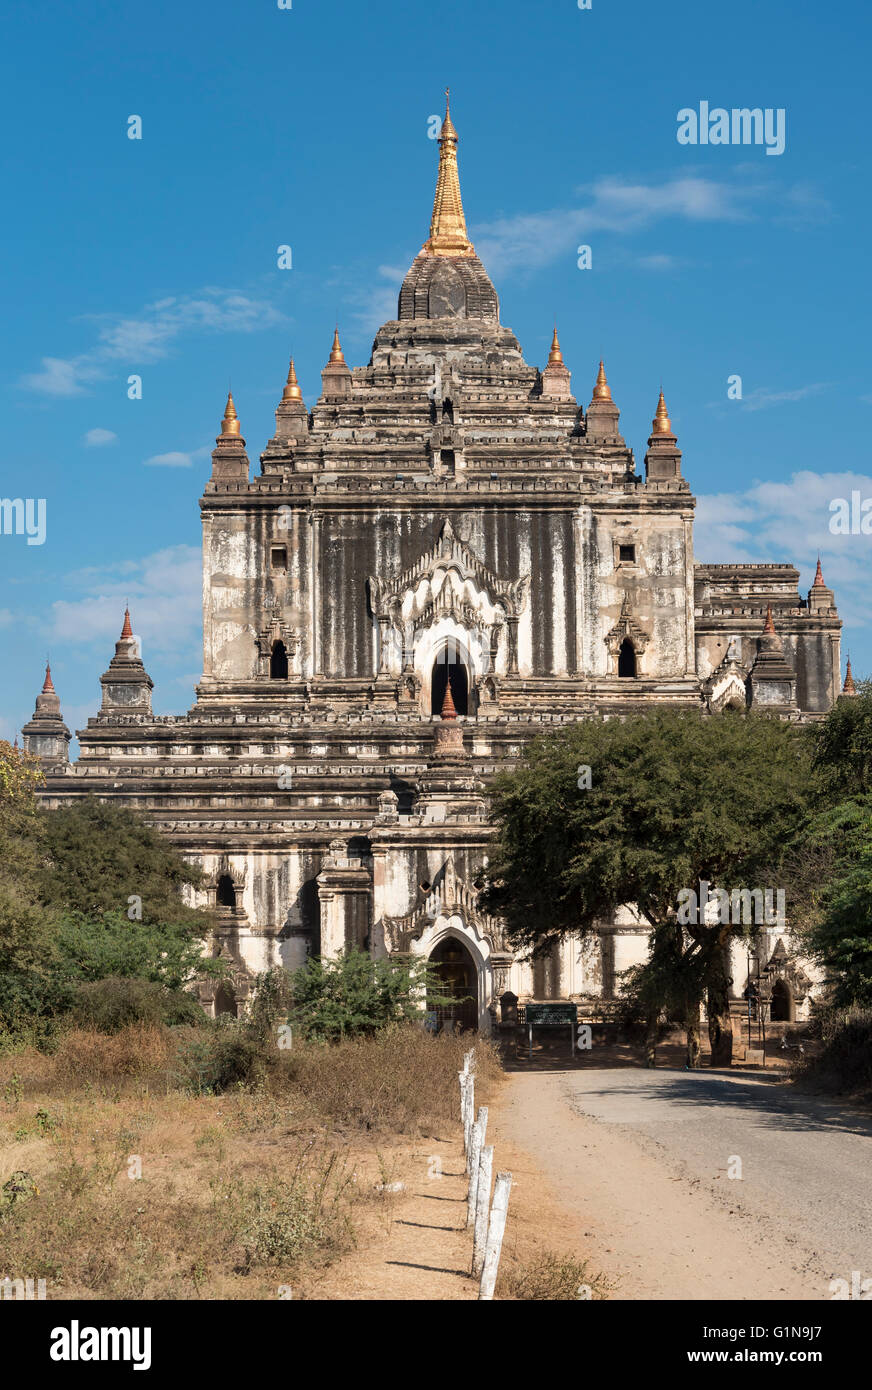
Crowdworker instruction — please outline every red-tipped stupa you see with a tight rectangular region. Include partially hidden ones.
[763,604,776,635]
[440,676,458,720]
[121,608,133,639]
[42,662,55,694]
[813,556,825,588]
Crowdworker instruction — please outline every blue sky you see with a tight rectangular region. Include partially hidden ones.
[2,0,870,746]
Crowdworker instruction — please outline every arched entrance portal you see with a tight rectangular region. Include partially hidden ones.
[770,977,794,1023]
[428,936,478,1033]
[431,648,469,715]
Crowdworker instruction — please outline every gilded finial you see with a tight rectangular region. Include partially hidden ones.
[652,389,672,435]
[282,358,303,401]
[813,555,825,588]
[593,359,612,401]
[547,326,563,366]
[221,390,241,436]
[763,604,776,635]
[121,607,133,640]
[328,327,345,364]
[42,661,55,694]
[424,90,473,257]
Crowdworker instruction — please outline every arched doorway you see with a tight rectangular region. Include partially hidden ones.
[270,640,288,679]
[431,643,469,715]
[771,977,794,1023]
[216,874,237,908]
[618,638,636,678]
[214,981,237,1018]
[428,936,478,1033]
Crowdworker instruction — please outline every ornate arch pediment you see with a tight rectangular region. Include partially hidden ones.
[605,593,650,657]
[368,520,529,627]
[383,852,508,954]
[256,609,299,674]
[368,521,529,677]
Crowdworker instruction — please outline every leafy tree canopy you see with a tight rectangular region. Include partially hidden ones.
[480,709,811,953]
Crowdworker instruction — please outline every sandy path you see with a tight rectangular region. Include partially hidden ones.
[306,1132,477,1300]
[488,1069,844,1301]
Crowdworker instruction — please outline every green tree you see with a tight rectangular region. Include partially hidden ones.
[0,742,62,1033]
[285,947,454,1042]
[793,682,872,1006]
[480,710,811,1067]
[38,798,207,930]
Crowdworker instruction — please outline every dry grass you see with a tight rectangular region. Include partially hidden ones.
[498,1249,611,1301]
[0,1023,501,1299]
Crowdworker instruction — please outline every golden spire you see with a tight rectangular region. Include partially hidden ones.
[763,603,776,635]
[843,657,857,695]
[120,607,133,639]
[547,326,563,366]
[813,555,825,588]
[328,327,345,364]
[221,390,241,436]
[424,90,474,257]
[282,359,303,402]
[651,389,672,435]
[42,661,55,694]
[593,360,612,401]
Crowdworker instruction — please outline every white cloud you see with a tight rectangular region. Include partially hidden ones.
[739,383,831,412]
[83,427,118,447]
[0,609,13,628]
[20,289,284,397]
[470,172,815,278]
[143,447,209,469]
[695,469,872,632]
[21,357,97,397]
[49,544,202,657]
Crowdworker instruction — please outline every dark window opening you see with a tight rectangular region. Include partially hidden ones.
[442,397,454,423]
[217,874,236,908]
[442,449,455,476]
[618,639,636,678]
[270,640,289,679]
[271,546,287,572]
[431,654,469,715]
[619,544,636,563]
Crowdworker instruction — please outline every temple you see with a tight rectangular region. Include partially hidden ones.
[27,97,845,1028]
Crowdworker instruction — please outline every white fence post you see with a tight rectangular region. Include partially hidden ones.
[478,1171,513,1301]
[463,1075,475,1167]
[467,1106,488,1226]
[472,1144,494,1275]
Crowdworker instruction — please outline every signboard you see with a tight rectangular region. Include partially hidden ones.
[525,1003,578,1026]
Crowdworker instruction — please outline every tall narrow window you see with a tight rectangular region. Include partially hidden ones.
[618,638,636,678]
[217,874,236,908]
[270,640,288,679]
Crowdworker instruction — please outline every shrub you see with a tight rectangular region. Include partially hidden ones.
[171,1025,267,1096]
[71,976,204,1033]
[794,1006,872,1098]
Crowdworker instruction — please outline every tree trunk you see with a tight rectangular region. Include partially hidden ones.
[685,1008,701,1069]
[644,1011,658,1068]
[707,947,733,1068]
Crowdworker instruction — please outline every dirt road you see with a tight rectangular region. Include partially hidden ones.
[488,1065,872,1301]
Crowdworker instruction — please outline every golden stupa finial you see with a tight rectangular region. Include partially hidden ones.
[329,327,345,364]
[547,326,563,366]
[221,390,241,436]
[282,358,303,402]
[424,90,473,257]
[843,657,857,694]
[652,389,672,435]
[593,359,612,401]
